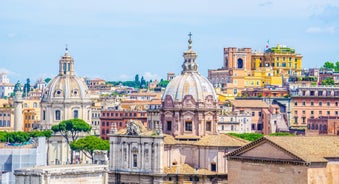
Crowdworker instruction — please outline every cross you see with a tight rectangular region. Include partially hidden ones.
[188,32,192,40]
[65,44,68,51]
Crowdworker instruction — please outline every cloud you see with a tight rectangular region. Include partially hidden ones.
[306,26,335,33]
[142,72,159,81]
[0,68,13,74]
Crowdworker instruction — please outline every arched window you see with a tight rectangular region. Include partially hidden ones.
[237,58,243,69]
[73,110,78,119]
[55,110,61,120]
[33,102,38,108]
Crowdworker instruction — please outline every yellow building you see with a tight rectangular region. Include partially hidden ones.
[23,99,41,132]
[245,68,282,88]
[251,44,302,79]
[208,44,302,98]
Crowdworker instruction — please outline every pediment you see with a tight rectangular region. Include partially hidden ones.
[234,142,302,162]
[183,95,196,108]
[182,111,195,116]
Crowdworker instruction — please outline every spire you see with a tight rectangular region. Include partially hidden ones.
[182,32,198,74]
[188,32,192,49]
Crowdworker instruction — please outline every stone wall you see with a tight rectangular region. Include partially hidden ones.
[15,164,107,184]
[228,160,308,184]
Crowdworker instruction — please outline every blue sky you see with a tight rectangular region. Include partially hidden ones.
[1,0,339,83]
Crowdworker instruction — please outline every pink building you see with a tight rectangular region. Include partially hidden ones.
[306,116,339,136]
[290,86,339,129]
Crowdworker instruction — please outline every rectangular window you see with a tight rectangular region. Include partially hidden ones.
[318,91,323,96]
[43,110,46,120]
[252,112,255,116]
[327,111,330,116]
[302,111,305,115]
[211,163,216,172]
[319,111,322,115]
[327,102,330,106]
[326,91,331,96]
[206,121,211,131]
[319,101,323,106]
[258,112,262,117]
[311,101,314,106]
[302,101,306,106]
[310,91,315,96]
[336,102,339,107]
[302,117,306,124]
[167,121,172,131]
[294,117,298,124]
[55,110,60,120]
[294,102,298,106]
[336,111,338,116]
[133,154,138,167]
[185,121,192,131]
[294,110,297,115]
[73,110,78,119]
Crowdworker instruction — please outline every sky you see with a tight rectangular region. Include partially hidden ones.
[1,0,339,83]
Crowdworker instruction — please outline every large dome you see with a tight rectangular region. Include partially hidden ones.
[162,36,217,102]
[41,50,90,102]
[41,75,90,102]
[162,72,217,102]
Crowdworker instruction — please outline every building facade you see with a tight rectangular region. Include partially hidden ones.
[40,48,92,129]
[290,86,339,129]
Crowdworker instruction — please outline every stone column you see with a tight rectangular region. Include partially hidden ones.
[14,91,23,131]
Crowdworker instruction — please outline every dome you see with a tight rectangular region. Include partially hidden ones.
[162,72,217,102]
[162,35,217,102]
[41,75,90,102]
[41,49,90,102]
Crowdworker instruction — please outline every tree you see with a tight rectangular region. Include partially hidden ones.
[51,119,92,163]
[321,77,335,85]
[70,135,109,162]
[44,77,51,84]
[323,61,335,70]
[157,79,169,88]
[140,76,146,88]
[29,130,53,138]
[134,74,140,87]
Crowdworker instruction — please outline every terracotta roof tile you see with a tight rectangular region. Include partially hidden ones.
[265,136,339,162]
[194,134,249,147]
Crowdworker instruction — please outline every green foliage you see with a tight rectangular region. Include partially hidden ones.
[321,77,335,85]
[52,118,92,164]
[51,118,91,135]
[157,79,169,88]
[323,61,335,69]
[228,133,264,142]
[0,130,53,143]
[5,132,30,143]
[268,132,295,136]
[44,78,51,84]
[70,135,109,160]
[0,131,9,142]
[29,130,53,138]
[323,61,339,71]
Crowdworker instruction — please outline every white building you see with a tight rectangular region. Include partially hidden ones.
[40,48,92,129]
[0,73,14,98]
[40,48,93,165]
[218,110,252,134]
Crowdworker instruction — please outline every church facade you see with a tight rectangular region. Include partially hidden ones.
[40,48,93,165]
[108,36,247,183]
